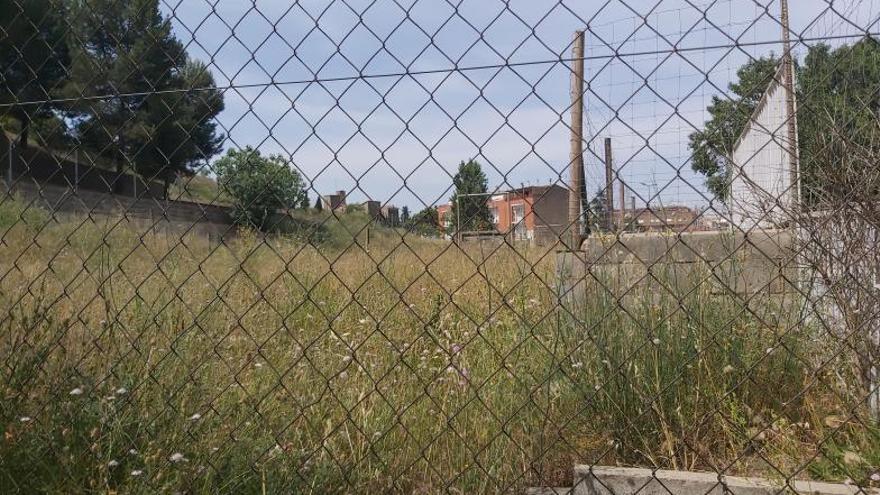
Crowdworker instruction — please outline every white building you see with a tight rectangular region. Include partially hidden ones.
[729,63,799,229]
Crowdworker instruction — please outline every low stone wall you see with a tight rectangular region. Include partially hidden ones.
[4,181,235,240]
[556,229,798,302]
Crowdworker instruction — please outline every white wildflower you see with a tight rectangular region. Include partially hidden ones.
[870,473,880,482]
[723,365,735,374]
[116,387,128,395]
[108,460,119,468]
[572,362,583,369]
[128,449,139,456]
[169,452,186,463]
[130,470,143,477]
[189,413,202,421]
[766,347,774,354]
[19,416,32,423]
[69,387,84,396]
[358,319,368,324]
[651,338,661,346]
[254,362,263,368]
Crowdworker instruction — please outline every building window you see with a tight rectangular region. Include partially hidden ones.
[511,204,525,240]
[490,207,499,226]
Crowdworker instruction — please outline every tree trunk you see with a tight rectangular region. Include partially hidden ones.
[114,136,125,194]
[18,113,30,151]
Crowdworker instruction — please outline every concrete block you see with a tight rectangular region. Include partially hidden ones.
[572,466,878,495]
[557,229,799,303]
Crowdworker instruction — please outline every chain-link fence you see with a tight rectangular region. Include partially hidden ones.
[2,0,880,493]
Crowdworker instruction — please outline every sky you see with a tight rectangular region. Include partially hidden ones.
[160,0,880,211]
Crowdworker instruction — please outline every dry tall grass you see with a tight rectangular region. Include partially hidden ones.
[0,204,877,493]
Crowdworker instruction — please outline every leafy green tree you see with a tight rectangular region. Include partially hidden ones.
[689,55,780,200]
[0,0,70,149]
[314,195,323,212]
[405,206,439,237]
[798,39,880,203]
[691,38,880,203]
[400,205,410,224]
[63,0,224,194]
[449,159,491,233]
[215,147,309,230]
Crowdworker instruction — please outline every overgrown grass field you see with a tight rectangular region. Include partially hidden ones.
[0,201,877,493]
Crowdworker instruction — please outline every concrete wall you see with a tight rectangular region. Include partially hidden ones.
[4,181,235,240]
[531,185,569,245]
[557,229,797,302]
[573,466,877,495]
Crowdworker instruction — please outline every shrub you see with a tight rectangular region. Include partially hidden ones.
[215,147,309,230]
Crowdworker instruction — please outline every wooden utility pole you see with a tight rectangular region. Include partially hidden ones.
[618,166,626,232]
[780,0,800,209]
[580,145,590,233]
[604,137,613,232]
[567,30,586,249]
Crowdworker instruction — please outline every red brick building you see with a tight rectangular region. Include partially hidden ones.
[437,184,569,244]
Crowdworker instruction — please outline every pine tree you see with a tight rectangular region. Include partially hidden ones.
[63,0,224,195]
[0,0,70,149]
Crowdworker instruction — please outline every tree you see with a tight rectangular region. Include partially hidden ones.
[63,0,224,194]
[798,39,880,204]
[405,206,439,237]
[142,60,225,193]
[314,195,323,212]
[215,147,309,230]
[400,205,410,224]
[449,159,491,233]
[0,0,70,150]
[587,188,610,233]
[691,38,880,203]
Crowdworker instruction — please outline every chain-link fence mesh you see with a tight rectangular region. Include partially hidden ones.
[2,0,880,493]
